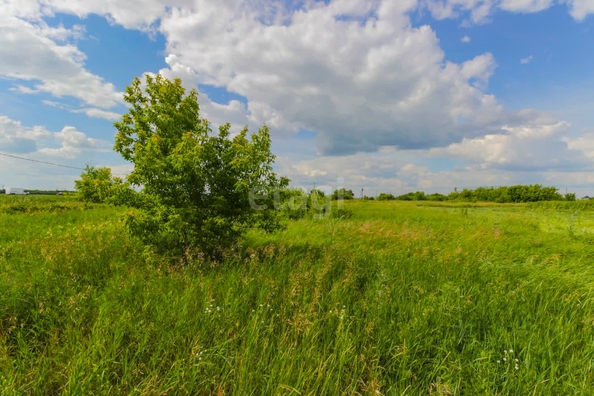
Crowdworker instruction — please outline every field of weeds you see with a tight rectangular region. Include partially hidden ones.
[2,196,594,394]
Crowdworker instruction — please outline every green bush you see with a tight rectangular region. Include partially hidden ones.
[74,165,121,203]
[377,193,395,201]
[112,74,287,258]
[331,188,354,200]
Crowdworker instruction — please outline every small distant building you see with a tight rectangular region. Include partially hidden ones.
[6,187,28,195]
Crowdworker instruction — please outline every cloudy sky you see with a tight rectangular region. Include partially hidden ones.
[1,0,593,196]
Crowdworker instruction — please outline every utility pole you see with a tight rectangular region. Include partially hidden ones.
[360,188,364,199]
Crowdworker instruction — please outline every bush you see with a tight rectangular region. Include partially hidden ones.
[447,185,566,203]
[331,188,354,200]
[112,74,287,258]
[74,165,121,203]
[279,188,308,220]
[377,193,395,201]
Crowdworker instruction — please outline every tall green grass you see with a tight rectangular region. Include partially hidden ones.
[2,198,594,394]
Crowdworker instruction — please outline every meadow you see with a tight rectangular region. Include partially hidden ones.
[2,195,594,394]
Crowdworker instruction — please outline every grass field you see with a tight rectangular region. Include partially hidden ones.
[2,195,594,394]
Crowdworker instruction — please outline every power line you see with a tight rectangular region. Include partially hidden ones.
[0,151,128,177]
[0,152,85,170]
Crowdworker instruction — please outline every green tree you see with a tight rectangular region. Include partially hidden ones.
[331,188,354,200]
[377,193,395,201]
[75,165,119,203]
[113,74,286,257]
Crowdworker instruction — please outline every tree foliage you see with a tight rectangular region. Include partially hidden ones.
[446,185,567,203]
[377,193,396,201]
[113,74,287,257]
[382,185,574,203]
[75,165,120,203]
[331,188,354,200]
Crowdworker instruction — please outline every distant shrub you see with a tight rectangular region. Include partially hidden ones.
[393,191,446,201]
[331,188,354,200]
[75,165,123,203]
[277,188,352,220]
[279,188,308,220]
[377,193,395,201]
[447,185,567,203]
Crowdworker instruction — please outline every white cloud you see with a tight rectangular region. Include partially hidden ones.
[0,115,50,154]
[0,114,111,158]
[564,0,594,21]
[428,115,586,171]
[461,35,471,42]
[0,5,122,109]
[71,108,121,120]
[521,55,534,64]
[498,0,553,13]
[42,100,121,120]
[156,1,520,155]
[38,126,112,157]
[564,129,594,158]
[40,0,195,30]
[422,0,592,23]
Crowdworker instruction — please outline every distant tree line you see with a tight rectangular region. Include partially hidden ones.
[0,189,73,195]
[376,185,576,203]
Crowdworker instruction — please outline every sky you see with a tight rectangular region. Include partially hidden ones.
[1,0,593,196]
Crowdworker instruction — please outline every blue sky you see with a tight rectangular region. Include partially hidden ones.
[1,0,593,195]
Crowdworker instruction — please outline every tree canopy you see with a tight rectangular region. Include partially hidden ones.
[112,74,287,257]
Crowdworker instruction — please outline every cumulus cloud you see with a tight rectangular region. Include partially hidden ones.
[38,126,112,157]
[0,114,111,158]
[0,3,123,110]
[564,0,594,21]
[0,115,51,154]
[461,35,471,42]
[156,1,518,155]
[428,114,588,171]
[564,129,594,159]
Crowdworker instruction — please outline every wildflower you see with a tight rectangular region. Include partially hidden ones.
[503,358,506,362]
[515,359,519,362]
[497,360,501,364]
[509,349,514,353]
[515,365,519,370]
